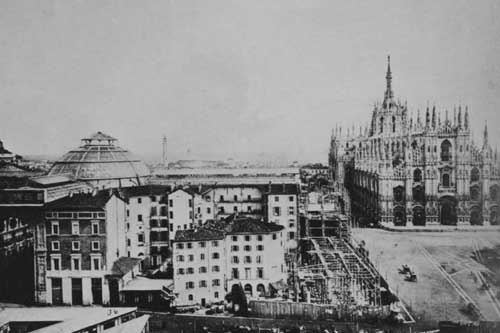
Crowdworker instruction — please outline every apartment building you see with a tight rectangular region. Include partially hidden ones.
[172,216,286,306]
[37,190,128,305]
[265,184,300,249]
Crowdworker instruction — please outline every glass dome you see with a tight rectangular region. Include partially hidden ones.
[48,132,150,186]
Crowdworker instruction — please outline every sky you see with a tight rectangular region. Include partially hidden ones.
[1,0,499,163]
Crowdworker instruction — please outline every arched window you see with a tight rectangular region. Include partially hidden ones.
[441,140,452,161]
[470,186,481,201]
[380,117,384,133]
[442,173,450,187]
[393,187,404,202]
[413,169,422,182]
[471,168,480,182]
[489,186,498,202]
[392,116,396,132]
[459,145,463,152]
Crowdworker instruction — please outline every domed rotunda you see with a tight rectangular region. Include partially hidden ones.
[48,131,150,188]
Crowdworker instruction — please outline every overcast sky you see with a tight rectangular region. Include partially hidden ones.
[1,0,499,163]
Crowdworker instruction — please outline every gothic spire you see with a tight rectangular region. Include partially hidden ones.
[384,55,393,102]
[484,122,489,147]
[464,106,469,130]
[457,105,462,129]
[425,106,430,128]
[432,106,436,129]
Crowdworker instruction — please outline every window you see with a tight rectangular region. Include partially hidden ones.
[188,254,194,262]
[51,241,60,251]
[212,265,220,272]
[257,245,264,251]
[219,207,225,214]
[71,221,80,235]
[232,236,238,242]
[137,214,143,222]
[289,196,294,202]
[392,116,396,132]
[244,256,252,264]
[413,169,422,182]
[177,255,184,262]
[188,199,193,207]
[257,267,264,278]
[127,238,131,246]
[232,256,239,264]
[245,235,250,241]
[199,280,207,288]
[231,245,239,252]
[92,256,101,270]
[273,207,281,217]
[168,199,173,207]
[71,256,81,270]
[188,294,193,301]
[212,279,220,287]
[91,241,100,251]
[289,222,295,228]
[233,206,238,212]
[219,195,224,201]
[272,234,277,240]
[212,252,220,259]
[137,197,142,204]
[177,243,184,249]
[207,207,211,214]
[187,267,194,274]
[247,206,252,212]
[138,233,144,243]
[244,245,251,252]
[247,195,252,200]
[212,240,219,247]
[199,266,207,273]
[471,168,480,182]
[233,195,238,201]
[380,117,384,133]
[214,292,219,299]
[187,242,192,249]
[441,140,452,161]
[289,232,295,240]
[186,282,194,289]
[177,268,185,275]
[442,173,450,187]
[232,268,239,279]
[92,221,99,234]
[51,221,59,235]
[200,253,205,260]
[169,211,173,219]
[256,255,262,264]
[51,256,60,271]
[274,196,279,202]
[288,207,295,215]
[72,241,80,251]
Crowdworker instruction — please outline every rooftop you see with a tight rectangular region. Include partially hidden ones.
[121,276,172,291]
[109,257,142,277]
[103,314,149,333]
[44,190,120,211]
[175,215,283,242]
[119,184,171,199]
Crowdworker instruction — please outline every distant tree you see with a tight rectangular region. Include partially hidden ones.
[225,284,248,316]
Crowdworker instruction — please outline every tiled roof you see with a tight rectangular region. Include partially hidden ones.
[174,215,283,242]
[44,190,119,211]
[109,257,142,277]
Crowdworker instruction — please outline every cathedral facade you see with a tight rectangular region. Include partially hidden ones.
[329,57,500,227]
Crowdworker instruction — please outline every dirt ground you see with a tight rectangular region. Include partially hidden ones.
[352,228,500,322]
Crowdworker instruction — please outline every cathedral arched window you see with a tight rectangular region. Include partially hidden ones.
[393,186,404,202]
[412,185,425,202]
[380,117,384,133]
[460,145,463,152]
[470,186,481,201]
[413,169,422,182]
[441,140,452,161]
[490,186,499,202]
[392,116,396,133]
[434,146,437,153]
[471,168,480,182]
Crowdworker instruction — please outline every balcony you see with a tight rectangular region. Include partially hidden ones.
[438,184,456,193]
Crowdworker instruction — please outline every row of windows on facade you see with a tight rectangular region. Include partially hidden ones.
[133,194,295,205]
[45,212,106,219]
[50,240,100,252]
[411,167,485,183]
[187,292,219,301]
[185,279,222,289]
[177,255,265,270]
[50,221,100,235]
[175,234,276,250]
[176,246,265,262]
[272,206,295,217]
[50,254,101,271]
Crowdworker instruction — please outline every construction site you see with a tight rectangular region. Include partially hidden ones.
[291,190,408,322]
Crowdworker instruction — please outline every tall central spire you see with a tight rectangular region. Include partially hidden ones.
[384,55,393,100]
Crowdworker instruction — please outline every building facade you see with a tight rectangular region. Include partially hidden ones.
[37,191,129,305]
[329,57,500,227]
[172,217,286,306]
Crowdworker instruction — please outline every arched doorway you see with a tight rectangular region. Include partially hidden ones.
[470,206,482,225]
[244,284,253,296]
[393,206,406,226]
[413,206,426,226]
[256,284,266,297]
[440,196,457,225]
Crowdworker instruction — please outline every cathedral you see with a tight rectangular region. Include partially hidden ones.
[329,57,500,227]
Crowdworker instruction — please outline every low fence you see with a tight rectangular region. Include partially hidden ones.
[248,300,391,322]
[142,312,425,333]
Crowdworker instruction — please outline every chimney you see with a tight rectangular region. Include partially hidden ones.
[268,181,272,193]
